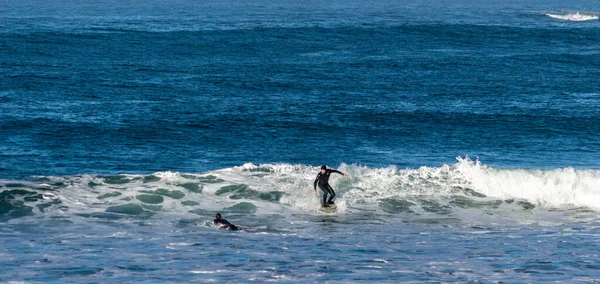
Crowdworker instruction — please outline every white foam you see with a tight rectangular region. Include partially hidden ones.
[545,12,598,21]
[4,159,600,220]
[455,158,600,210]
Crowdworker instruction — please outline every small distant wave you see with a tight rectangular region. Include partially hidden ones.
[545,11,598,22]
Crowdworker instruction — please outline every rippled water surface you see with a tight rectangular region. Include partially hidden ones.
[2,0,600,282]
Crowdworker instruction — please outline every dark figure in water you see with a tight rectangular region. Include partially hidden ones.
[313,165,348,207]
[214,213,238,230]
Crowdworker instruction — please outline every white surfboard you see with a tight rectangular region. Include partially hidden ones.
[319,203,337,213]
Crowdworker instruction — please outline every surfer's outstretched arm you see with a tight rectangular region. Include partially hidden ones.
[331,169,349,178]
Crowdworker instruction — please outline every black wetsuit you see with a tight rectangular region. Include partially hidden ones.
[214,218,239,231]
[314,169,344,206]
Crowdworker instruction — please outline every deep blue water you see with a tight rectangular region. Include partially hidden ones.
[2,0,600,282]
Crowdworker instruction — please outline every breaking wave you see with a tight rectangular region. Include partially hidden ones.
[2,157,600,221]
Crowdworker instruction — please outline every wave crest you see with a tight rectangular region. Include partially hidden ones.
[2,158,600,221]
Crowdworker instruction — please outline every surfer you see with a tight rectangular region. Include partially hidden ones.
[313,165,348,207]
[214,213,239,231]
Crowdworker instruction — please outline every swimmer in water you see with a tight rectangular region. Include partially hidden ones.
[213,213,239,230]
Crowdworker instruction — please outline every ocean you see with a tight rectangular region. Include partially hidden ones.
[2,0,600,282]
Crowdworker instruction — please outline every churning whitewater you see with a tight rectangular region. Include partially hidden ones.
[3,158,600,222]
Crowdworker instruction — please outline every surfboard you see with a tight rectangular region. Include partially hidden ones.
[320,204,337,213]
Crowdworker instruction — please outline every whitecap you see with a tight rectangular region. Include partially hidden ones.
[545,12,598,21]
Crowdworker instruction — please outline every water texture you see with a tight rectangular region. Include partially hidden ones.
[1,0,600,282]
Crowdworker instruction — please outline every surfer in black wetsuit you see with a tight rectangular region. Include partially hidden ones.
[214,213,239,230]
[313,165,348,207]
